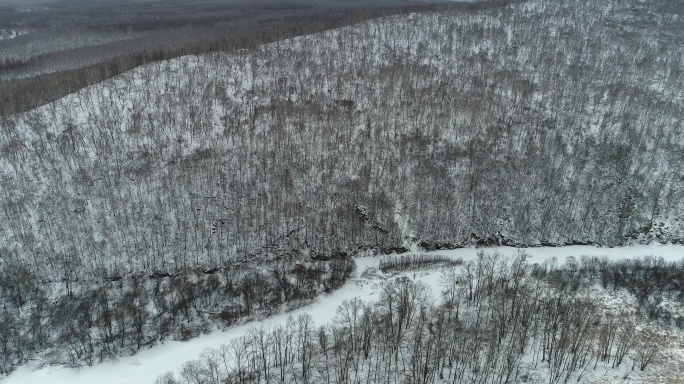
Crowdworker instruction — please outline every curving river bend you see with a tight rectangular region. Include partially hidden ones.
[5,244,682,384]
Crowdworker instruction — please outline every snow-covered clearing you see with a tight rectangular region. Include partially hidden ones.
[4,244,683,384]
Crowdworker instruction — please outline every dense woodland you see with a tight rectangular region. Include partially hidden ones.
[2,0,683,275]
[158,252,684,384]
[1,0,684,377]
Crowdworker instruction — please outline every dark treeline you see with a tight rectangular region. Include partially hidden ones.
[160,252,683,384]
[0,256,356,374]
[378,254,463,273]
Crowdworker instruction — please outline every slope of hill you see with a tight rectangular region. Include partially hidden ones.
[2,0,683,278]
[0,0,486,114]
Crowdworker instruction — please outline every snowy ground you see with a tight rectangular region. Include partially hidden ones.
[4,244,683,384]
[0,29,21,40]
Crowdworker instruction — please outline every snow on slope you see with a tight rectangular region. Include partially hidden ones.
[4,244,683,384]
[5,0,684,278]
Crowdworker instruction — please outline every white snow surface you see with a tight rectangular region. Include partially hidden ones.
[4,244,683,384]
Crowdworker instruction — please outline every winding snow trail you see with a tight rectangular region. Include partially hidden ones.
[5,244,682,384]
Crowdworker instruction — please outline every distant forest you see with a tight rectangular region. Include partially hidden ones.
[1,0,684,376]
[0,0,512,114]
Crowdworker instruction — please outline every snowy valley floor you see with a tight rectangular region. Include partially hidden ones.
[4,244,684,384]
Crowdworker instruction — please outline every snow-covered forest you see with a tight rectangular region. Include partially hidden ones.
[1,0,684,378]
[6,246,684,383]
[3,0,684,275]
[159,250,684,384]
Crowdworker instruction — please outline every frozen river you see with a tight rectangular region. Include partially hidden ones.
[5,244,682,384]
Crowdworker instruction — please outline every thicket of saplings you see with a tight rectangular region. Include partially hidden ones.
[378,254,463,273]
[0,257,356,375]
[159,252,683,384]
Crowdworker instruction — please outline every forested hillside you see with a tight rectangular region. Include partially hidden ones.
[2,0,683,277]
[1,0,684,374]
